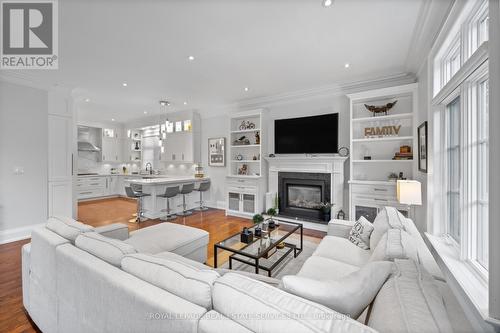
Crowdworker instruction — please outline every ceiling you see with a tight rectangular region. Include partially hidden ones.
[12,0,450,122]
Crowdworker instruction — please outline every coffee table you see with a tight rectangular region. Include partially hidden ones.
[213,219,303,277]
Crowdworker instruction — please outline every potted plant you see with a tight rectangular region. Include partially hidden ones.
[320,202,332,222]
[266,208,277,228]
[252,214,264,237]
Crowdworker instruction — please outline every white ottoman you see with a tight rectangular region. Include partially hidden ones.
[125,223,209,263]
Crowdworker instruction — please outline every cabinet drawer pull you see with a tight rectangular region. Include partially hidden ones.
[80,191,93,195]
[90,183,100,186]
[374,188,387,192]
[374,198,388,202]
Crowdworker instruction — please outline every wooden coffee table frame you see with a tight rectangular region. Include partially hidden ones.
[213,221,303,277]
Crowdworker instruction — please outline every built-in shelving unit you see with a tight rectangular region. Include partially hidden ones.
[226,109,267,218]
[347,83,418,221]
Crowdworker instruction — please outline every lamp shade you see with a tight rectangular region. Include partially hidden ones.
[397,180,422,205]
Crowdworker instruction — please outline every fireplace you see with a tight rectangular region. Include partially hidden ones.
[278,172,331,222]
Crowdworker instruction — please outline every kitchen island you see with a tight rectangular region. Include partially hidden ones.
[126,176,210,219]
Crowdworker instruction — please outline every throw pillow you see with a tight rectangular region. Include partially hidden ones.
[369,229,418,262]
[281,261,394,318]
[348,216,374,249]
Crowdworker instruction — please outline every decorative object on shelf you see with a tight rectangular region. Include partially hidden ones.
[239,120,255,130]
[363,156,372,160]
[236,154,243,161]
[238,164,248,175]
[255,131,260,145]
[364,100,397,116]
[268,153,275,158]
[338,146,349,157]
[208,137,226,166]
[336,209,345,220]
[122,166,127,174]
[134,141,140,150]
[240,227,254,244]
[398,172,406,180]
[417,121,428,173]
[393,145,413,160]
[194,164,204,178]
[266,208,277,228]
[388,172,398,182]
[233,136,251,145]
[320,202,332,222]
[252,155,258,160]
[364,125,401,138]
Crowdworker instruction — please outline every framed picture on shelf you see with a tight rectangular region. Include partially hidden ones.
[417,121,428,173]
[208,137,225,167]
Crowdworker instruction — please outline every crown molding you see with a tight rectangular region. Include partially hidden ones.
[234,72,416,110]
[0,71,74,94]
[405,0,455,74]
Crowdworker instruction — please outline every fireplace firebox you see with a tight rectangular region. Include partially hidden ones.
[278,172,331,222]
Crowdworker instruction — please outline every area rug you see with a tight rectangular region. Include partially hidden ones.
[219,235,318,279]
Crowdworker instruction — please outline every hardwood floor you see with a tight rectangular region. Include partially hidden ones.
[0,198,325,332]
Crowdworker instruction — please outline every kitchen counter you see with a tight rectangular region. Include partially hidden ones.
[125,176,210,219]
[77,174,167,178]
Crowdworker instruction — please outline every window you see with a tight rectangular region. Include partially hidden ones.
[445,98,461,243]
[432,0,489,278]
[475,79,488,269]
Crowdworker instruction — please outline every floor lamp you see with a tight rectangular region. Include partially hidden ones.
[397,180,422,219]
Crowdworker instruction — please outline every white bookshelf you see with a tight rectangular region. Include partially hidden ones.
[347,83,418,221]
[226,109,267,218]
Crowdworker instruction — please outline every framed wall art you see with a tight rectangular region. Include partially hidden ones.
[208,137,225,167]
[418,121,428,173]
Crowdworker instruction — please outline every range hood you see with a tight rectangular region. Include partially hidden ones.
[78,141,101,152]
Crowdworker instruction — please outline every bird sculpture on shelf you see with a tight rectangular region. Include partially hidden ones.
[364,100,397,116]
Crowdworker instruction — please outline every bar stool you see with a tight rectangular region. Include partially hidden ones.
[158,186,179,221]
[194,181,211,211]
[125,186,150,223]
[177,183,195,216]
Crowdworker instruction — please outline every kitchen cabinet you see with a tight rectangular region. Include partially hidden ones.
[162,132,194,162]
[101,128,124,162]
[160,111,200,163]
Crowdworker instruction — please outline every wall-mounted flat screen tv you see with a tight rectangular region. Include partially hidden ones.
[274,113,339,154]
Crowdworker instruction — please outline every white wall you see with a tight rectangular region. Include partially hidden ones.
[0,81,48,242]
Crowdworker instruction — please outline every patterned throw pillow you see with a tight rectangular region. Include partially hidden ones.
[349,216,375,249]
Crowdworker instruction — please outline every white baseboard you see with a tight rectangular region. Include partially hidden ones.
[0,223,45,244]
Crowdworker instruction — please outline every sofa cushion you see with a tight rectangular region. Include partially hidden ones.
[297,255,360,280]
[46,216,94,243]
[125,223,209,256]
[367,259,453,333]
[121,253,220,309]
[348,216,374,250]
[369,229,418,262]
[369,206,405,250]
[75,232,137,267]
[281,261,394,318]
[213,273,377,333]
[154,251,211,270]
[312,236,372,267]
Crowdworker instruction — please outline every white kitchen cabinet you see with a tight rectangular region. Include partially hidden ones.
[160,111,200,163]
[101,128,119,162]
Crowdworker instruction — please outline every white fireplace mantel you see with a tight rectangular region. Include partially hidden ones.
[265,155,348,231]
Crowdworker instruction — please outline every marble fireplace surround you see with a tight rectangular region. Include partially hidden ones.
[265,155,347,231]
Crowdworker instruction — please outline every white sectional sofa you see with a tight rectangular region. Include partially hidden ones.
[22,209,462,333]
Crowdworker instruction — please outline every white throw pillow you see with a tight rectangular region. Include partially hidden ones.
[370,229,418,262]
[46,216,94,243]
[348,216,374,249]
[369,207,405,249]
[75,232,137,266]
[281,261,394,318]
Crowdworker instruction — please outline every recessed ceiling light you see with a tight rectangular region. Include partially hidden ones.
[344,63,350,68]
[244,87,249,92]
[323,0,333,7]
[84,98,90,102]
[143,111,148,114]
[111,118,115,121]
[122,82,128,87]
[188,55,195,61]
[183,101,188,105]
